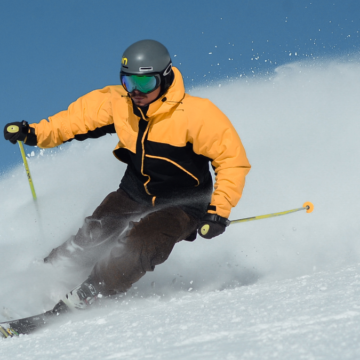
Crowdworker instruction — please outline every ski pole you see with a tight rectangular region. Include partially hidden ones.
[229,202,314,225]
[7,125,37,201]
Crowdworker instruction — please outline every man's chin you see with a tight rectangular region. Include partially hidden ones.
[132,99,148,106]
[133,101,145,106]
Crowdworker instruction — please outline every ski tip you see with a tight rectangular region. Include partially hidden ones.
[0,324,19,339]
[303,201,314,213]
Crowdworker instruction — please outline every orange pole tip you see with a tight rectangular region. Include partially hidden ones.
[303,201,314,213]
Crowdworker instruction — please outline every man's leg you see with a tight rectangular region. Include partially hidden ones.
[44,189,151,267]
[90,206,199,294]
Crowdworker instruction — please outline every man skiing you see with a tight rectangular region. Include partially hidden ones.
[3,40,251,311]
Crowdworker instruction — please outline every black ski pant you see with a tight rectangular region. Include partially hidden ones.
[44,189,199,295]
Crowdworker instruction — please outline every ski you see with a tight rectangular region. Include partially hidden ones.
[0,300,69,339]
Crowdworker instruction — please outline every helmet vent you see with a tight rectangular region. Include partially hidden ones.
[163,63,172,76]
[139,67,153,72]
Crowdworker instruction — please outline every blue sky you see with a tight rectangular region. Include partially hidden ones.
[0,0,359,173]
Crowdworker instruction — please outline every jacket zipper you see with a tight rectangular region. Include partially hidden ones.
[138,107,152,196]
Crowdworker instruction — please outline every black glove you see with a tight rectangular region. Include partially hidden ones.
[4,120,29,144]
[198,213,230,239]
[4,120,37,145]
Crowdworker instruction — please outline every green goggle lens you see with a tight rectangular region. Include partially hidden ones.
[121,74,160,94]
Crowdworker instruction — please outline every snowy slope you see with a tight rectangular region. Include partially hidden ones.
[1,264,360,359]
[1,59,360,359]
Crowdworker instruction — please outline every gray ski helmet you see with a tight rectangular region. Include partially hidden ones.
[121,39,172,75]
[120,40,173,93]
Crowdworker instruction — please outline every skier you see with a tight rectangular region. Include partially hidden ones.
[3,40,251,311]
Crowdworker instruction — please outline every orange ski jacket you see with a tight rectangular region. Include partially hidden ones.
[30,67,250,218]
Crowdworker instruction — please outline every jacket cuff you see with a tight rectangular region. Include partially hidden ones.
[202,213,230,226]
[206,203,231,219]
[24,127,37,146]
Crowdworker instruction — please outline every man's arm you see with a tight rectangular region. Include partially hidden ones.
[190,98,251,219]
[30,86,117,148]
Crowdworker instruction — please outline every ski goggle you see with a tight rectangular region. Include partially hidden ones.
[120,74,161,94]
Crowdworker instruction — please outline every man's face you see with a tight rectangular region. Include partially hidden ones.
[129,87,161,107]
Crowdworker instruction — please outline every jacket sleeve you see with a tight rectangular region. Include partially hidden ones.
[190,99,251,219]
[30,87,115,148]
